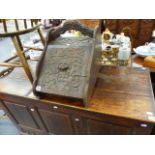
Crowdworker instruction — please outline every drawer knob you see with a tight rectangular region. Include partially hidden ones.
[140,124,148,128]
[74,118,80,122]
[53,106,58,109]
[30,108,35,112]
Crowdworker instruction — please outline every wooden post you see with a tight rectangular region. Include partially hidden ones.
[24,19,27,29]
[2,19,7,32]
[14,19,19,31]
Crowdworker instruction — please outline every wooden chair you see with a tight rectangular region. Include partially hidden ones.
[0,19,45,83]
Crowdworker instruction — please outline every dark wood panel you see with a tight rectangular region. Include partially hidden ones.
[85,119,131,135]
[4,101,39,129]
[71,115,86,134]
[38,109,75,135]
[133,125,154,135]
[79,19,155,48]
[139,28,152,40]
[102,19,155,47]
[140,19,154,28]
[119,19,139,27]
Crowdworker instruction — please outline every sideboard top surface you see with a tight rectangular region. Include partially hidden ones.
[0,65,155,123]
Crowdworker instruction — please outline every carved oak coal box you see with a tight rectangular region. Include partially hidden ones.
[33,20,102,106]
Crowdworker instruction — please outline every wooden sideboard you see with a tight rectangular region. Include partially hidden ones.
[132,54,155,97]
[79,19,155,48]
[105,19,155,48]
[0,66,155,135]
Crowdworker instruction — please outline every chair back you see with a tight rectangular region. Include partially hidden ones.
[0,19,41,37]
[0,19,44,83]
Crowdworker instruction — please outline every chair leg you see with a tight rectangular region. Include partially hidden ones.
[11,36,33,84]
[37,28,45,46]
[16,35,24,51]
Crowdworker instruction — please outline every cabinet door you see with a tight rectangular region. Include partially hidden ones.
[38,109,75,135]
[2,101,45,133]
[84,119,131,135]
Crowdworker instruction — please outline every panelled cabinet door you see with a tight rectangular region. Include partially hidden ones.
[84,119,132,135]
[2,101,45,133]
[71,115,86,135]
[38,109,75,135]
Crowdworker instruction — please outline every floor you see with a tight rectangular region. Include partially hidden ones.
[0,20,45,135]
[0,109,21,135]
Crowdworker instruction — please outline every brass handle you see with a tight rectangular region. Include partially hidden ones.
[30,108,35,112]
[74,118,80,122]
[53,106,58,109]
[140,124,148,128]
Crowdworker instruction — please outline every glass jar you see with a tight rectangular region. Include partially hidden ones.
[118,47,131,66]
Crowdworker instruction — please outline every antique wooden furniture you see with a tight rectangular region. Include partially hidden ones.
[132,54,155,94]
[33,20,102,106]
[0,65,155,135]
[79,19,155,48]
[0,19,45,83]
[103,19,155,48]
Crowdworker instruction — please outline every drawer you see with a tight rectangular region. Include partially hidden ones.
[37,100,71,114]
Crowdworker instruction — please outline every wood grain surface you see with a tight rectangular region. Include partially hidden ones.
[0,65,155,124]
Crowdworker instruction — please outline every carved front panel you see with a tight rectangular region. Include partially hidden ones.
[36,44,93,99]
[51,36,93,46]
